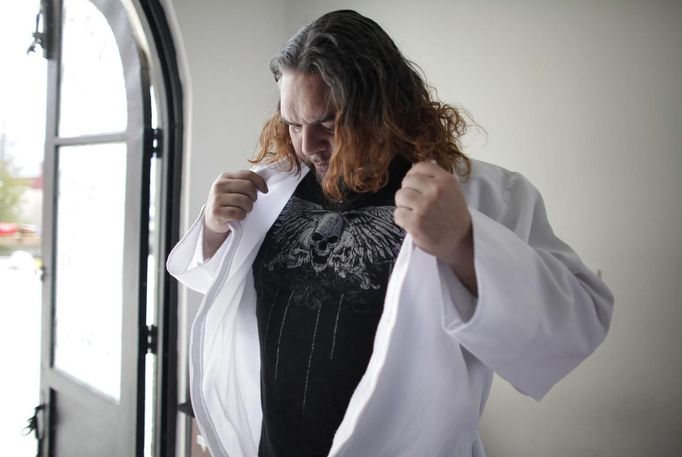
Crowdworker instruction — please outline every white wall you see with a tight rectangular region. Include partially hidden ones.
[162,0,289,452]
[167,0,288,220]
[167,0,682,455]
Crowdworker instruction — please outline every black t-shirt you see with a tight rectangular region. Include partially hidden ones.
[253,157,410,456]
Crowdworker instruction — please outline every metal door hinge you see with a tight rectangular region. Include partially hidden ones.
[145,324,158,354]
[149,128,162,158]
[23,403,45,456]
[26,0,53,59]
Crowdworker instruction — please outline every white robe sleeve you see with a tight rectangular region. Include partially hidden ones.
[441,171,614,400]
[166,207,234,294]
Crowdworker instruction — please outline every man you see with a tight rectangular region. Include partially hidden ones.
[168,10,613,457]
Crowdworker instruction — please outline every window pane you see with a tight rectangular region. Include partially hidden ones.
[54,143,126,400]
[59,0,127,137]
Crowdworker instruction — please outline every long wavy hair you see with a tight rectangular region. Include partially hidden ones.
[252,9,471,201]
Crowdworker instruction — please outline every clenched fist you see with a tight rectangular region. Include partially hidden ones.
[202,170,269,259]
[394,161,477,295]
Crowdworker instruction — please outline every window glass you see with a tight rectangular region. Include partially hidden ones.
[54,142,126,400]
[59,0,127,137]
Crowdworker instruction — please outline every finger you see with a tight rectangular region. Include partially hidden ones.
[393,206,410,229]
[214,179,259,202]
[406,161,442,178]
[394,187,423,210]
[240,170,269,194]
[218,170,269,194]
[215,193,254,214]
[213,205,248,222]
[400,174,436,195]
[393,206,421,232]
[394,204,432,239]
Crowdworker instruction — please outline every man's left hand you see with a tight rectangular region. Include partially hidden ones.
[394,161,478,295]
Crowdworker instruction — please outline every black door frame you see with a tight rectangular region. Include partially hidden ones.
[134,1,184,455]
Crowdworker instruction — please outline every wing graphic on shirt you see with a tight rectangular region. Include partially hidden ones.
[263,196,405,289]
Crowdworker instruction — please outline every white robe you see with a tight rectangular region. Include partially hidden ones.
[167,159,613,457]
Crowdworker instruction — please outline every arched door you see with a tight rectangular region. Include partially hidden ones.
[39,0,152,455]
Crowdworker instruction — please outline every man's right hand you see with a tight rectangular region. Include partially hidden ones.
[202,170,269,259]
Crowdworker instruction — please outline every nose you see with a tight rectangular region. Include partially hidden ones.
[301,126,328,158]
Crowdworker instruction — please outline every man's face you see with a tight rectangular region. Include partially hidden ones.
[279,70,336,180]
